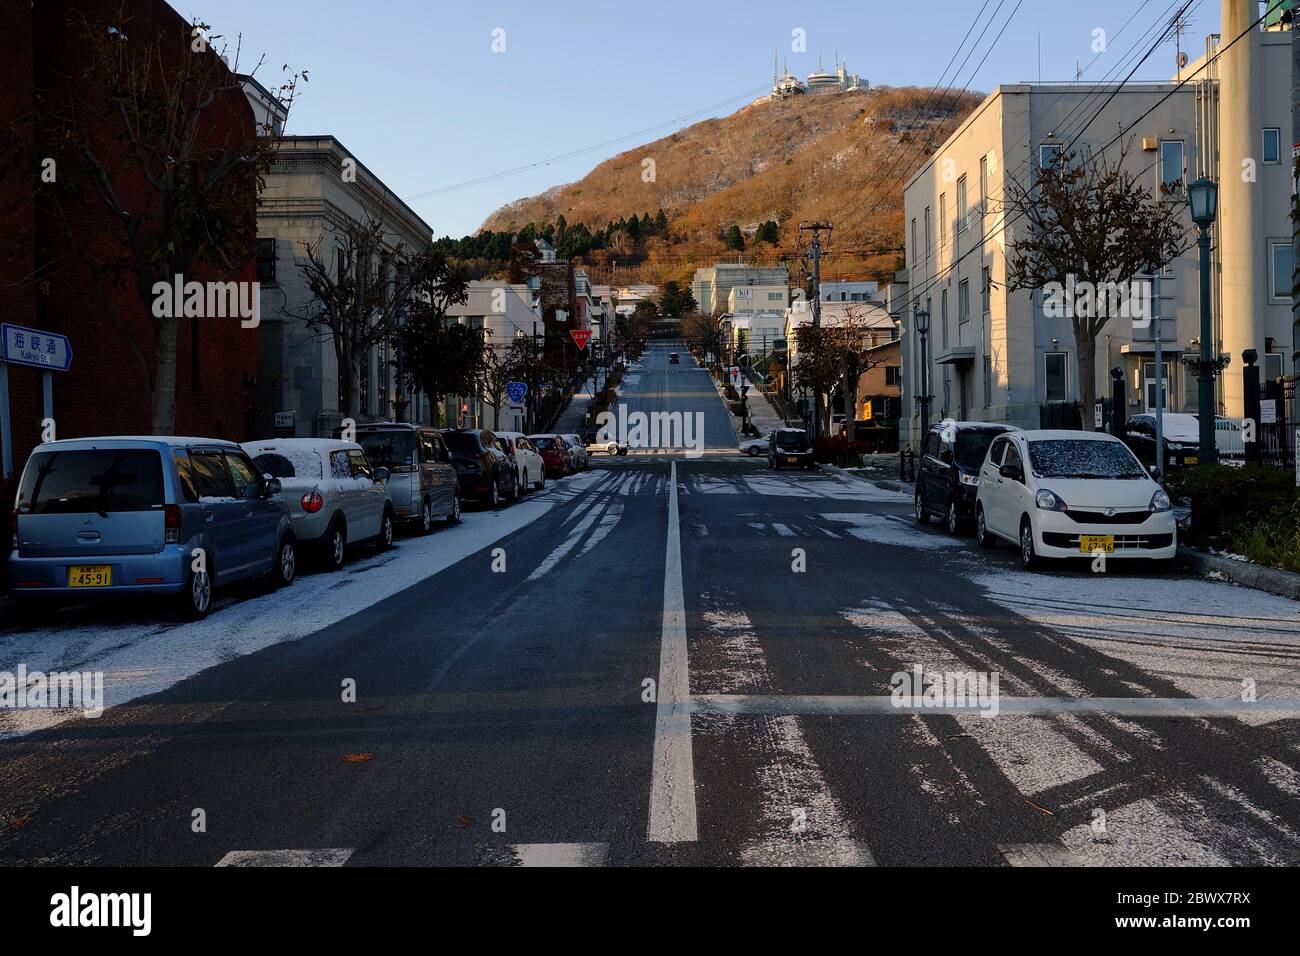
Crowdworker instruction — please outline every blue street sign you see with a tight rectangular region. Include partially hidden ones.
[1,323,73,372]
[506,381,528,404]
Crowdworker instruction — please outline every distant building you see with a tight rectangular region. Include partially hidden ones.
[445,280,539,431]
[820,280,880,303]
[692,263,789,317]
[771,52,865,101]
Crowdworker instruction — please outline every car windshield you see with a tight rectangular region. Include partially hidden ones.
[775,431,809,450]
[17,449,164,514]
[443,432,482,454]
[532,437,557,450]
[1027,439,1146,479]
[954,431,1001,470]
[357,432,415,470]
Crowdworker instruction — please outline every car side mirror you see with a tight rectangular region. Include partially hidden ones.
[998,463,1022,481]
[264,478,282,496]
[374,467,390,482]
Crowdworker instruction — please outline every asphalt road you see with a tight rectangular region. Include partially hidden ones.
[2,343,1299,867]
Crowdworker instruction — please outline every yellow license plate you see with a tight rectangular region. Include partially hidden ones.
[787,457,798,464]
[68,565,112,587]
[1184,456,1197,465]
[1079,535,1114,554]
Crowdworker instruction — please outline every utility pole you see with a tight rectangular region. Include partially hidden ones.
[799,220,833,440]
[1291,5,1299,430]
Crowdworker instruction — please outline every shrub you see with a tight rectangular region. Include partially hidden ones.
[1166,463,1300,568]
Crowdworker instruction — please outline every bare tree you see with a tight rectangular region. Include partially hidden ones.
[23,9,300,433]
[791,311,884,434]
[1004,142,1185,416]
[291,205,465,421]
[480,338,521,431]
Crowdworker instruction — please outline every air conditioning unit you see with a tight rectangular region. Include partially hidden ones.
[1141,137,1159,151]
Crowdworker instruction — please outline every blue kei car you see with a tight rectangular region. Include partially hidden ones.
[8,436,297,619]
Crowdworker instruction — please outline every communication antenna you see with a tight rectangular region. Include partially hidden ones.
[1170,9,1194,81]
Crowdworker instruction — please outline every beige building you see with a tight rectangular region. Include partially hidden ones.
[900,6,1294,447]
[445,280,540,431]
[692,263,789,316]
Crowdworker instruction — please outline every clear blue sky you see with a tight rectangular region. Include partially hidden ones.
[174,0,1220,238]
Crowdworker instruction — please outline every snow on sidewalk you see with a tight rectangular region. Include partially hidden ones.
[0,472,605,738]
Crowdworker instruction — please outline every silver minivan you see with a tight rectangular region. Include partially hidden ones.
[243,438,394,570]
[8,437,296,619]
[349,424,460,532]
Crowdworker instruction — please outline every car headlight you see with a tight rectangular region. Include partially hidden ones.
[1167,442,1184,451]
[1035,488,1067,511]
[1149,489,1172,513]
[958,472,979,486]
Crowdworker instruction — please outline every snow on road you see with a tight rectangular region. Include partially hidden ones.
[0,472,605,737]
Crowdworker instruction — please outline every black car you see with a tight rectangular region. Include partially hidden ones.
[1124,413,1202,474]
[914,421,1016,534]
[442,428,520,507]
[768,427,813,470]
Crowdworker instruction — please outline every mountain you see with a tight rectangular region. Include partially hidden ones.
[476,86,983,288]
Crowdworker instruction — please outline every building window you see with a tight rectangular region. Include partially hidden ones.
[983,354,992,408]
[1159,140,1184,195]
[910,218,917,267]
[1262,128,1281,165]
[1039,143,1062,169]
[981,266,991,314]
[958,279,970,324]
[940,289,949,350]
[956,175,967,233]
[1270,241,1293,302]
[924,206,931,259]
[1044,351,1068,403]
[979,154,989,213]
[939,192,947,247]
[886,366,901,387]
[1264,352,1284,383]
[256,238,277,284]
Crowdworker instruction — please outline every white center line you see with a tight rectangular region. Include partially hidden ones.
[507,842,609,867]
[215,848,353,867]
[648,460,698,843]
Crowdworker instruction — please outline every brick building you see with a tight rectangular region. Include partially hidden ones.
[0,0,259,509]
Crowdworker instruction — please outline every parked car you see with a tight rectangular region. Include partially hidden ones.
[495,431,546,491]
[669,352,680,364]
[581,428,628,456]
[1124,413,1201,472]
[443,429,520,507]
[244,438,393,570]
[768,428,814,470]
[562,434,591,472]
[529,434,574,477]
[348,423,460,532]
[974,430,1175,570]
[740,436,770,457]
[8,437,296,620]
[914,421,1017,534]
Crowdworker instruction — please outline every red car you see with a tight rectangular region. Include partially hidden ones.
[528,434,573,478]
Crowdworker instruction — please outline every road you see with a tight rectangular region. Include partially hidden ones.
[2,344,1299,867]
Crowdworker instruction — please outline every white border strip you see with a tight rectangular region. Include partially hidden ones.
[691,695,1300,717]
[647,461,698,842]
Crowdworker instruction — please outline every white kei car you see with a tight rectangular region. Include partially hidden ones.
[495,431,546,492]
[974,430,1175,570]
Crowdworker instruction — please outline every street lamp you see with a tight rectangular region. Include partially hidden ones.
[915,304,932,439]
[1187,176,1218,464]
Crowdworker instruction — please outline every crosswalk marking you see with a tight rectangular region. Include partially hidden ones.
[998,843,1082,867]
[506,842,609,867]
[215,848,353,867]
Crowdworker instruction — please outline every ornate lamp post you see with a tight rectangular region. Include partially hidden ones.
[914,304,932,439]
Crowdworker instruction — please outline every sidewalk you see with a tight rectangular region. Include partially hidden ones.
[550,374,599,434]
[743,381,791,436]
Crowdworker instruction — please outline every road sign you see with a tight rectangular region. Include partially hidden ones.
[570,329,592,350]
[506,381,528,404]
[1261,399,1277,424]
[1,323,72,372]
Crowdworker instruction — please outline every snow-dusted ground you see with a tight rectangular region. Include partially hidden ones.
[0,472,605,738]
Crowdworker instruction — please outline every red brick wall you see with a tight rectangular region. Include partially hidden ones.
[2,0,259,501]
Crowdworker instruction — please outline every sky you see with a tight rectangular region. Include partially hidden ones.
[172,0,1223,238]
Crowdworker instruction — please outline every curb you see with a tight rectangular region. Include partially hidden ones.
[820,462,907,495]
[1179,548,1300,602]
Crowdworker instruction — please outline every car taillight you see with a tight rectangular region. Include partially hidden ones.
[300,491,324,513]
[11,508,19,548]
[164,504,182,544]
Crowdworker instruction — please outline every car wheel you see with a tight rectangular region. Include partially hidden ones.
[376,511,394,551]
[976,506,997,550]
[519,469,528,496]
[914,489,931,525]
[1019,520,1039,571]
[534,471,545,490]
[446,492,462,525]
[747,446,761,457]
[324,521,347,570]
[947,501,962,536]
[272,537,297,587]
[487,479,500,509]
[419,498,434,535]
[178,566,213,620]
